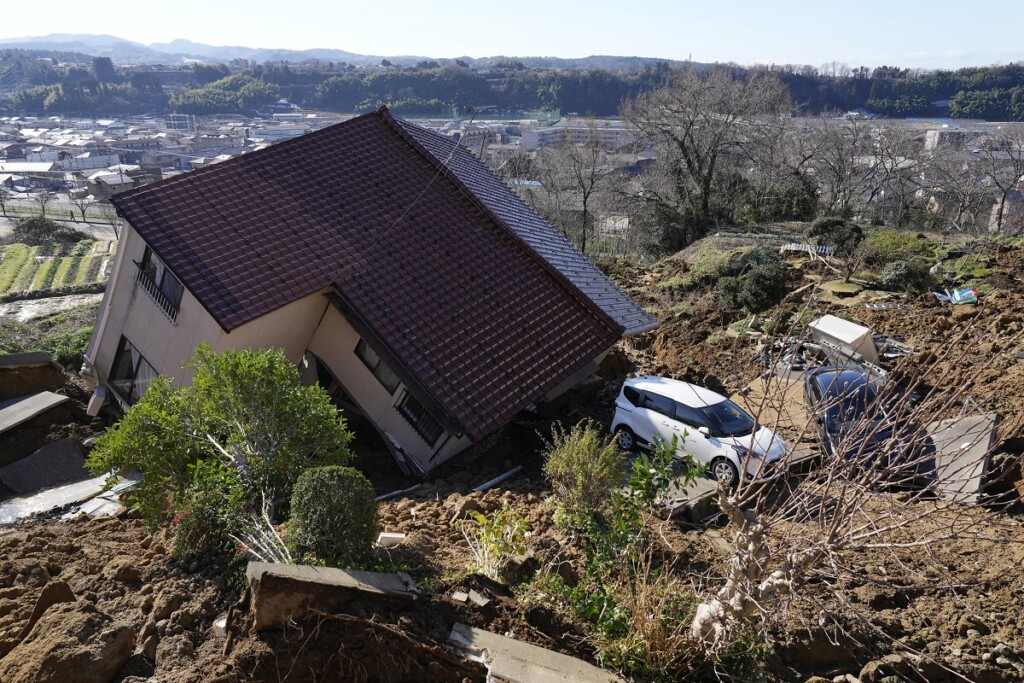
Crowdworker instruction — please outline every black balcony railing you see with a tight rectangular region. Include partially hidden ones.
[134,260,179,322]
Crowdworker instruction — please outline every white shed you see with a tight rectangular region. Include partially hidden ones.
[808,315,878,364]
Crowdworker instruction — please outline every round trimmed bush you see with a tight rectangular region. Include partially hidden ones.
[880,259,933,294]
[286,466,377,567]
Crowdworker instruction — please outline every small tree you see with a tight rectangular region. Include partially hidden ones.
[806,216,864,281]
[286,466,377,567]
[33,190,54,218]
[70,194,95,222]
[543,420,628,529]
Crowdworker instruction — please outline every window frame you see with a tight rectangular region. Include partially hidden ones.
[140,247,183,309]
[354,338,400,394]
[395,391,444,446]
[107,335,158,403]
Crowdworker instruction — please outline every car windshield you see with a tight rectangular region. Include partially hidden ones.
[697,400,756,438]
[823,382,888,432]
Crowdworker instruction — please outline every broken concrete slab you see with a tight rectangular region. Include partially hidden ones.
[449,622,624,683]
[0,354,64,402]
[0,475,107,524]
[927,414,998,505]
[468,590,490,607]
[246,562,418,631]
[0,392,69,436]
[0,439,88,496]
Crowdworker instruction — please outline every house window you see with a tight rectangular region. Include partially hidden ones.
[135,246,183,320]
[354,339,400,394]
[395,392,443,446]
[108,336,158,403]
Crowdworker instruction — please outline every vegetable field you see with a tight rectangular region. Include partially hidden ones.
[0,240,116,298]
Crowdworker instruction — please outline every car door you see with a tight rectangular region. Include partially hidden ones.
[630,390,679,449]
[673,403,717,464]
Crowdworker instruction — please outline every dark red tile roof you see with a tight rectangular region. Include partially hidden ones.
[112,108,652,441]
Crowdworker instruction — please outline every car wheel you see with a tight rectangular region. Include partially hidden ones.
[710,457,739,487]
[616,427,637,452]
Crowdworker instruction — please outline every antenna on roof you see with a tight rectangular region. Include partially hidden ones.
[375,107,482,243]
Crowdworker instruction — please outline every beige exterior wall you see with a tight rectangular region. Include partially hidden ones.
[86,223,223,390]
[307,305,471,473]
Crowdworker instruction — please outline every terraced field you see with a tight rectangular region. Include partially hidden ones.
[0,240,116,298]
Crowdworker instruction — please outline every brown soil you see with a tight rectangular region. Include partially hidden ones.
[1,239,1023,682]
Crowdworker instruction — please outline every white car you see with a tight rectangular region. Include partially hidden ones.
[610,376,788,486]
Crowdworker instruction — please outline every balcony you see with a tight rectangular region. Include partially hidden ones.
[134,260,179,322]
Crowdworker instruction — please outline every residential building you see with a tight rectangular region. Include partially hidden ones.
[82,107,655,475]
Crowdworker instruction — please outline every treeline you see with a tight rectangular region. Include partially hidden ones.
[5,52,1024,120]
[170,75,279,115]
[315,63,674,115]
[1,56,168,115]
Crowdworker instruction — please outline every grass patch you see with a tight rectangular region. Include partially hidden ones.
[820,279,863,294]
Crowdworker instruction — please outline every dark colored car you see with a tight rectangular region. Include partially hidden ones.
[804,366,934,481]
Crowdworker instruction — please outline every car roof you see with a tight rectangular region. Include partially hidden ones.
[625,376,727,408]
[809,366,872,396]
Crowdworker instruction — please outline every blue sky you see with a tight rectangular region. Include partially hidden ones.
[5,0,1023,69]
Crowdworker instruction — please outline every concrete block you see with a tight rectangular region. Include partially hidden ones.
[246,562,418,631]
[449,622,624,683]
[0,392,69,436]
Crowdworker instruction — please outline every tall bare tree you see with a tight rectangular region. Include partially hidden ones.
[622,66,791,249]
[978,125,1024,232]
[33,189,54,218]
[548,121,617,255]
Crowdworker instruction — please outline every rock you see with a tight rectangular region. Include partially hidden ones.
[140,633,158,662]
[16,580,76,641]
[996,656,1012,668]
[154,633,194,668]
[102,558,141,584]
[448,495,483,524]
[859,654,911,683]
[806,677,831,683]
[497,552,540,586]
[0,601,134,683]
[951,306,979,321]
[966,628,981,638]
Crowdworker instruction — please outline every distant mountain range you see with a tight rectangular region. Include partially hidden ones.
[0,33,681,70]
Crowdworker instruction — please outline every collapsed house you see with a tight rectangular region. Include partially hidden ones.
[81,107,655,474]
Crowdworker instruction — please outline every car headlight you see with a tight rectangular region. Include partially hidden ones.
[730,445,760,458]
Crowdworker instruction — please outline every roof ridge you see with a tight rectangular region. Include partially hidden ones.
[376,108,625,336]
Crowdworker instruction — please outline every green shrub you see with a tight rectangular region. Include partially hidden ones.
[543,420,628,529]
[880,260,933,293]
[5,216,88,247]
[87,345,354,534]
[172,459,247,559]
[718,262,789,313]
[286,466,377,567]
